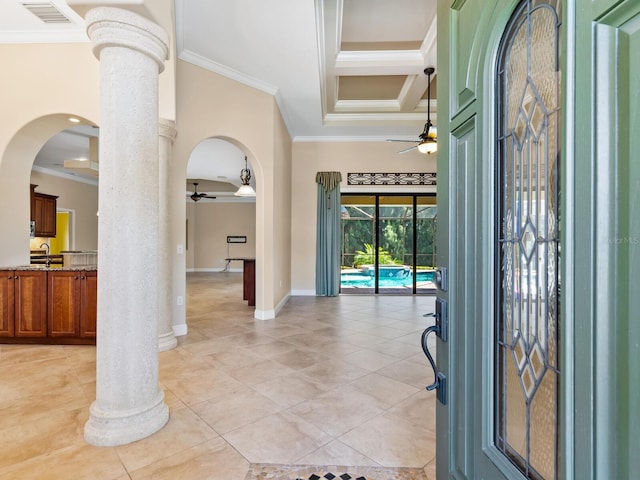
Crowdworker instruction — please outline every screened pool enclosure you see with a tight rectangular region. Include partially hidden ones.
[340,194,437,294]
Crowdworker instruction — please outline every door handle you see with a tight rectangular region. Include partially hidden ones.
[421,297,448,405]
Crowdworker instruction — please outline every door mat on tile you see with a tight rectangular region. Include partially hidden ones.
[245,463,429,480]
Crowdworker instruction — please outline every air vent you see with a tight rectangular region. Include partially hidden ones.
[21,2,71,24]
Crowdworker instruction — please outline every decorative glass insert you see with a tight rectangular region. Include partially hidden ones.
[495,1,561,479]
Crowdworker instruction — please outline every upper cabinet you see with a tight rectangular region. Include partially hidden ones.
[30,184,57,238]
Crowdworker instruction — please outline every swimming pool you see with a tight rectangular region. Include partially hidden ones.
[341,270,434,288]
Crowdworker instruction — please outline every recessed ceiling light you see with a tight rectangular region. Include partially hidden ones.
[69,117,80,123]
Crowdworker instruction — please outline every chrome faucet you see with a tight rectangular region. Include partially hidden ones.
[40,242,50,266]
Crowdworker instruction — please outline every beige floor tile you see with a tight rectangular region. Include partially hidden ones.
[298,358,370,389]
[207,347,263,370]
[0,442,127,480]
[404,351,431,366]
[225,358,297,385]
[222,411,332,464]
[297,439,381,467]
[0,344,67,366]
[179,336,242,357]
[339,414,436,468]
[387,390,437,432]
[288,387,385,437]
[367,339,419,359]
[424,457,437,480]
[129,437,250,480]
[191,388,283,434]
[284,332,335,349]
[341,348,401,372]
[0,381,90,430]
[251,372,332,408]
[115,406,219,472]
[359,325,410,340]
[342,332,388,348]
[252,322,312,336]
[0,359,79,404]
[302,340,364,357]
[394,330,425,346]
[243,339,300,358]
[163,369,247,406]
[377,359,432,390]
[271,348,330,370]
[348,373,421,409]
[0,406,88,469]
[62,344,97,363]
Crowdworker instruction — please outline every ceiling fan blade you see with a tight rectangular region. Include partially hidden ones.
[398,145,418,154]
[386,139,419,143]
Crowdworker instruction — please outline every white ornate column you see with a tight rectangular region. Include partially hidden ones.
[84,7,169,446]
[158,119,177,351]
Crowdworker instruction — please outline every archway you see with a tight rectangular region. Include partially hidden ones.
[0,114,99,267]
[184,137,258,307]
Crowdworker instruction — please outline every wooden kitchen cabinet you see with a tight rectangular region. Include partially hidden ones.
[0,273,15,336]
[48,271,97,339]
[30,184,58,238]
[0,270,47,338]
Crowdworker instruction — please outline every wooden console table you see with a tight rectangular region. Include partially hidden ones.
[224,257,255,306]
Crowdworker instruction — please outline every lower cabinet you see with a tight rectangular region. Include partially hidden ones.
[0,270,47,338]
[47,271,97,339]
[0,269,96,344]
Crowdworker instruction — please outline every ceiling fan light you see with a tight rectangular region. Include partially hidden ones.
[235,184,256,196]
[417,139,438,154]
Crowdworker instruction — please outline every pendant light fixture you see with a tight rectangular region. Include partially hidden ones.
[234,155,256,197]
[417,67,437,155]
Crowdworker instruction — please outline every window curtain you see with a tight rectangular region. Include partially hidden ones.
[316,172,342,296]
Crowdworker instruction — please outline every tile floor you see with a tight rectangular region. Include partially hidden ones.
[0,272,438,480]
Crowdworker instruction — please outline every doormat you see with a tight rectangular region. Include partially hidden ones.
[244,463,429,480]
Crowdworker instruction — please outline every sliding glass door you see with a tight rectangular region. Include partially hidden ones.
[340,193,436,295]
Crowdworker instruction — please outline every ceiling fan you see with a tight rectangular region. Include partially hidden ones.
[188,182,216,202]
[387,67,437,155]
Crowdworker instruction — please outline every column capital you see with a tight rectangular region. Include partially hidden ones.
[159,118,177,142]
[85,6,169,72]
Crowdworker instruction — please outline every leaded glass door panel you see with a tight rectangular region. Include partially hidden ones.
[496,2,561,478]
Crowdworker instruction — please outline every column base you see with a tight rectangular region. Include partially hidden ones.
[84,391,169,446]
[158,331,178,352]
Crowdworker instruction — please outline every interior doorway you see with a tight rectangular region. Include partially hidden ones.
[340,193,436,295]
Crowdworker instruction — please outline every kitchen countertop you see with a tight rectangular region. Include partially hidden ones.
[0,265,97,271]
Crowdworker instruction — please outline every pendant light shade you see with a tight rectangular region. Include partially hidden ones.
[234,156,256,197]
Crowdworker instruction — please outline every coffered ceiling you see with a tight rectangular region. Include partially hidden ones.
[177,0,438,140]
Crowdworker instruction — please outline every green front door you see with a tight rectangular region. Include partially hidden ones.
[435,0,640,479]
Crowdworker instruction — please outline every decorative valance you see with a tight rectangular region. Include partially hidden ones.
[347,172,436,186]
[315,172,342,192]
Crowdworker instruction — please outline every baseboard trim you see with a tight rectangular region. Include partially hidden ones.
[172,323,188,337]
[291,289,316,296]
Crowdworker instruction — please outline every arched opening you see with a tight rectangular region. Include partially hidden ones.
[184,137,258,311]
[0,114,99,267]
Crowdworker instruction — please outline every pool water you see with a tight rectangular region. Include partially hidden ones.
[341,270,434,288]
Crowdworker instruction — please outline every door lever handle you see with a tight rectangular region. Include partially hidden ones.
[421,323,447,404]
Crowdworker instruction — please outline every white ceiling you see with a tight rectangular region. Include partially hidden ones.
[2,0,438,196]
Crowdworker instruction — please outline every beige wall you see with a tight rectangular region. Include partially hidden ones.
[30,170,99,252]
[0,43,100,266]
[272,100,293,306]
[185,202,256,271]
[291,141,437,294]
